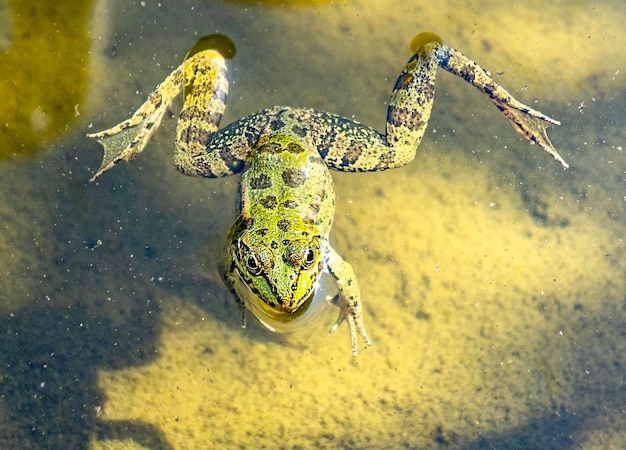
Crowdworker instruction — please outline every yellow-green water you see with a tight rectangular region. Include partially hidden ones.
[0,0,624,448]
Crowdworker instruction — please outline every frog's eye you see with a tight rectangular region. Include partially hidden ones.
[301,247,317,270]
[245,253,262,276]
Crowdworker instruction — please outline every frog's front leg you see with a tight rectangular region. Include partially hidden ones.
[326,246,372,357]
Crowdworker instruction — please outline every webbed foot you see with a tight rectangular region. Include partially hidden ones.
[489,96,568,168]
[409,33,568,169]
[87,66,185,181]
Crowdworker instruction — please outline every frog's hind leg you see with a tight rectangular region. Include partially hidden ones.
[87,37,232,181]
[310,34,454,173]
[428,36,568,168]
[87,63,187,181]
[314,32,566,174]
[308,33,447,173]
[384,34,443,166]
[173,48,233,177]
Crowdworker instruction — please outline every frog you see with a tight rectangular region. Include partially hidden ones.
[87,32,567,356]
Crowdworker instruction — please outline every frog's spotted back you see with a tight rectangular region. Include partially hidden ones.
[87,32,565,356]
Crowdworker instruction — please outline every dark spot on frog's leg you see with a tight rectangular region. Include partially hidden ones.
[250,173,272,190]
[459,63,477,83]
[379,149,397,167]
[184,122,215,146]
[481,80,500,97]
[387,105,425,129]
[282,168,306,188]
[316,128,337,159]
[271,241,279,249]
[340,140,364,167]
[255,228,269,237]
[277,219,290,232]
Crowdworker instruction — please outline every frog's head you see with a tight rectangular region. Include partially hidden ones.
[225,205,324,328]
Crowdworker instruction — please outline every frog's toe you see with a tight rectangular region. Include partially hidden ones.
[328,295,371,357]
[328,300,346,334]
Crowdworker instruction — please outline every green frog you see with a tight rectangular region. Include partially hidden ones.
[87,32,567,356]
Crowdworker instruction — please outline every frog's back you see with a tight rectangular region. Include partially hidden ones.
[238,118,335,235]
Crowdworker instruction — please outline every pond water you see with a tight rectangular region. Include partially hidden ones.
[0,0,624,448]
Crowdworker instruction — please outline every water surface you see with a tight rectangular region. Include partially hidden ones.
[0,0,624,448]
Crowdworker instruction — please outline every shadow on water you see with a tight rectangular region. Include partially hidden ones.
[459,415,581,450]
[0,127,241,448]
[0,295,173,449]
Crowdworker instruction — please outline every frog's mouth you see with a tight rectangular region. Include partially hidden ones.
[236,273,333,334]
[244,286,316,329]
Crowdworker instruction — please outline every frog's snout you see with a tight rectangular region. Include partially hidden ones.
[274,291,301,313]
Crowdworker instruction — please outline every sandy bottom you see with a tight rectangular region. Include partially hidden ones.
[0,0,624,448]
